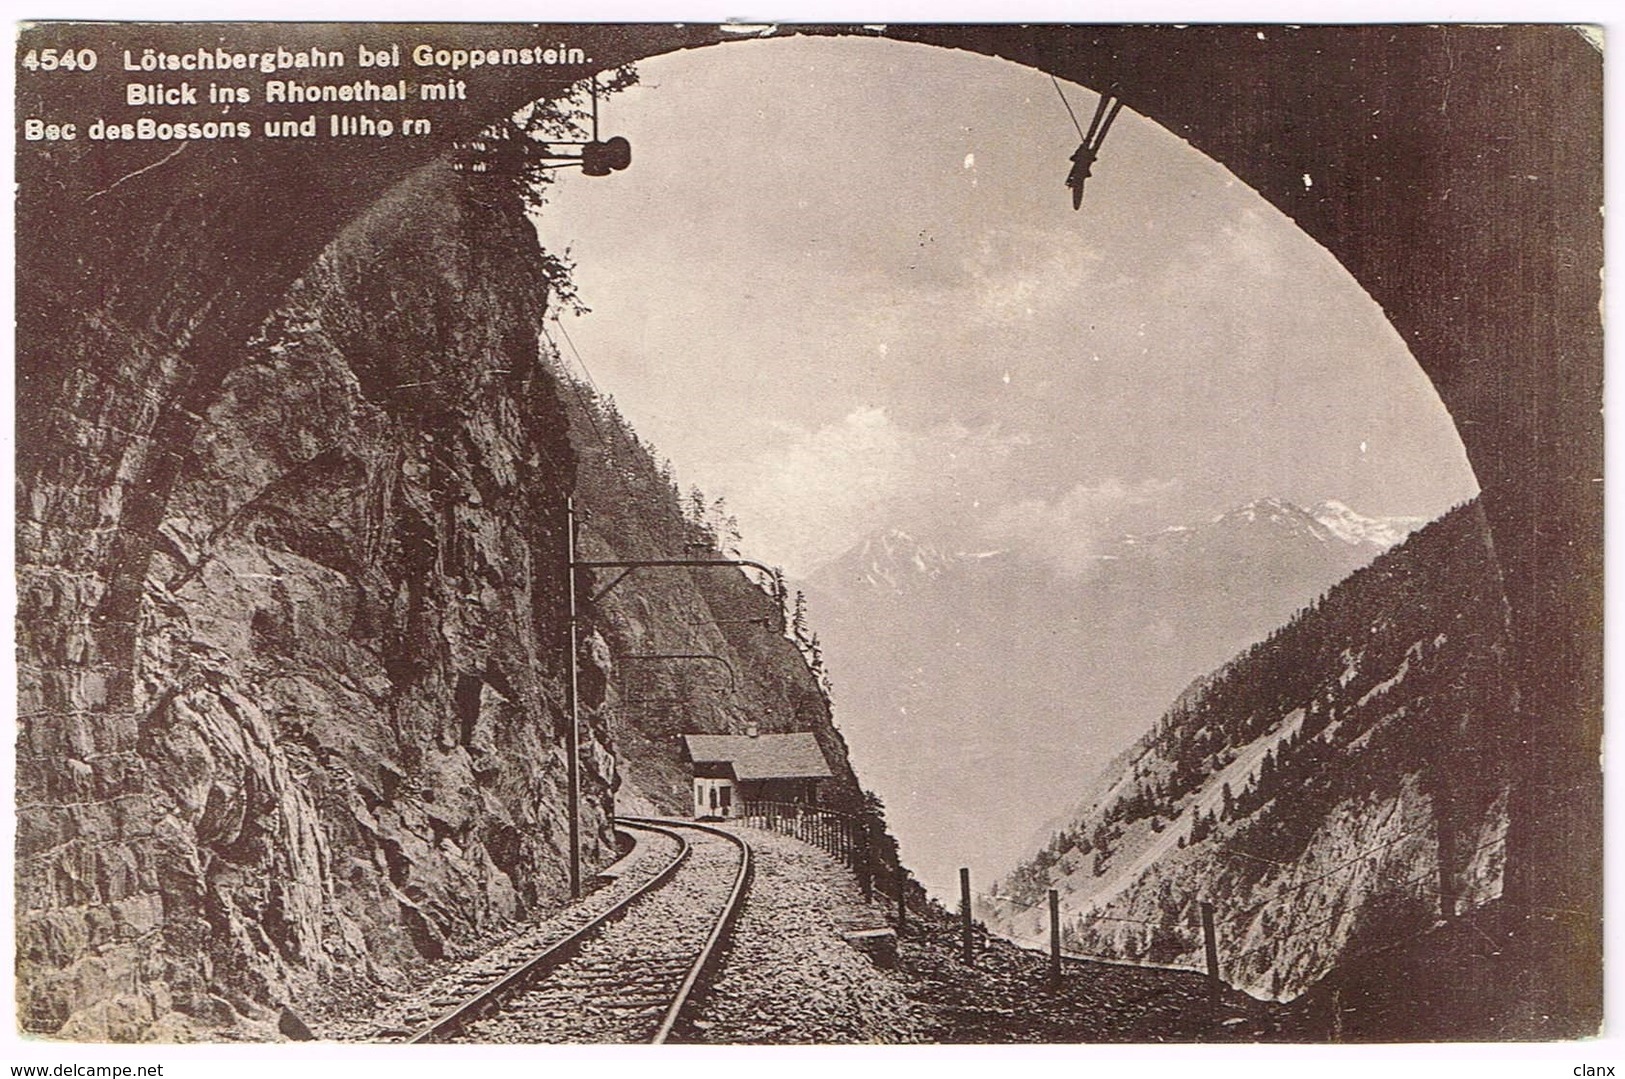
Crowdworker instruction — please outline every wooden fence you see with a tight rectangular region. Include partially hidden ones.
[736,800,874,892]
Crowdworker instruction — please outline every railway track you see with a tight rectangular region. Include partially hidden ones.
[407,818,752,1044]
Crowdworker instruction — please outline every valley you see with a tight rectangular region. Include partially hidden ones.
[802,498,1429,898]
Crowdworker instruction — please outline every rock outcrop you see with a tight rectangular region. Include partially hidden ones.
[16,160,863,1040]
[18,162,596,1038]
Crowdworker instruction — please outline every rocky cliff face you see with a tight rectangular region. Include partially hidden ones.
[16,161,857,1040]
[18,162,591,1039]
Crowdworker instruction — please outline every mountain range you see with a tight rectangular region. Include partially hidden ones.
[799,497,1430,898]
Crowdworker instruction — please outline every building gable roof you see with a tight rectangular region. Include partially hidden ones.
[681,732,834,781]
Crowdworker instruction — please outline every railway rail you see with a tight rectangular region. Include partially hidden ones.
[406,818,752,1044]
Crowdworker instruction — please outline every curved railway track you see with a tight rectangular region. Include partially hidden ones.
[407,818,752,1045]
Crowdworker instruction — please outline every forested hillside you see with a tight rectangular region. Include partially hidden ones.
[544,349,866,820]
[988,501,1513,1000]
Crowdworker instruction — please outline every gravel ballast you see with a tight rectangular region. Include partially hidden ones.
[686,823,928,1044]
[464,824,746,1043]
[310,825,684,1040]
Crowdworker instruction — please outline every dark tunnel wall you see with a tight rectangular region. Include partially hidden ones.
[15,24,1602,1033]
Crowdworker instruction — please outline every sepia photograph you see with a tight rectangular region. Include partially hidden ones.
[9,15,1608,1063]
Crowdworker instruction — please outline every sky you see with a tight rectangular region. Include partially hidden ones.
[533,35,1478,578]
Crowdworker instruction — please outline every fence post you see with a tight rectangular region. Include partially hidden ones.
[1048,888,1062,985]
[860,826,873,900]
[1436,809,1457,919]
[1201,900,1221,1005]
[960,867,974,965]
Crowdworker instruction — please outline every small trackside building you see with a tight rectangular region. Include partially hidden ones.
[680,728,834,819]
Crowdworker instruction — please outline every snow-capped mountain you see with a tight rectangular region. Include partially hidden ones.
[799,498,1438,900]
[1310,499,1429,550]
[807,526,998,595]
[1214,495,1332,534]
[1079,497,1423,562]
[1125,496,1342,551]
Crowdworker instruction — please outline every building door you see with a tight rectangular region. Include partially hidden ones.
[719,784,733,817]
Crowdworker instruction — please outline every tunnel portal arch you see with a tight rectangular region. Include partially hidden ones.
[14,23,1601,1036]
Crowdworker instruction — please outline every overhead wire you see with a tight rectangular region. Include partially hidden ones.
[540,319,608,451]
[1050,73,1087,139]
[552,313,605,400]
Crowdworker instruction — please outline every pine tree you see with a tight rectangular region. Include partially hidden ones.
[769,567,789,628]
[791,590,810,646]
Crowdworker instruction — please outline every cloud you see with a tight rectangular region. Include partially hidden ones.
[1149,205,1300,311]
[721,406,1027,574]
[858,225,1107,340]
[960,226,1106,324]
[983,477,1176,577]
